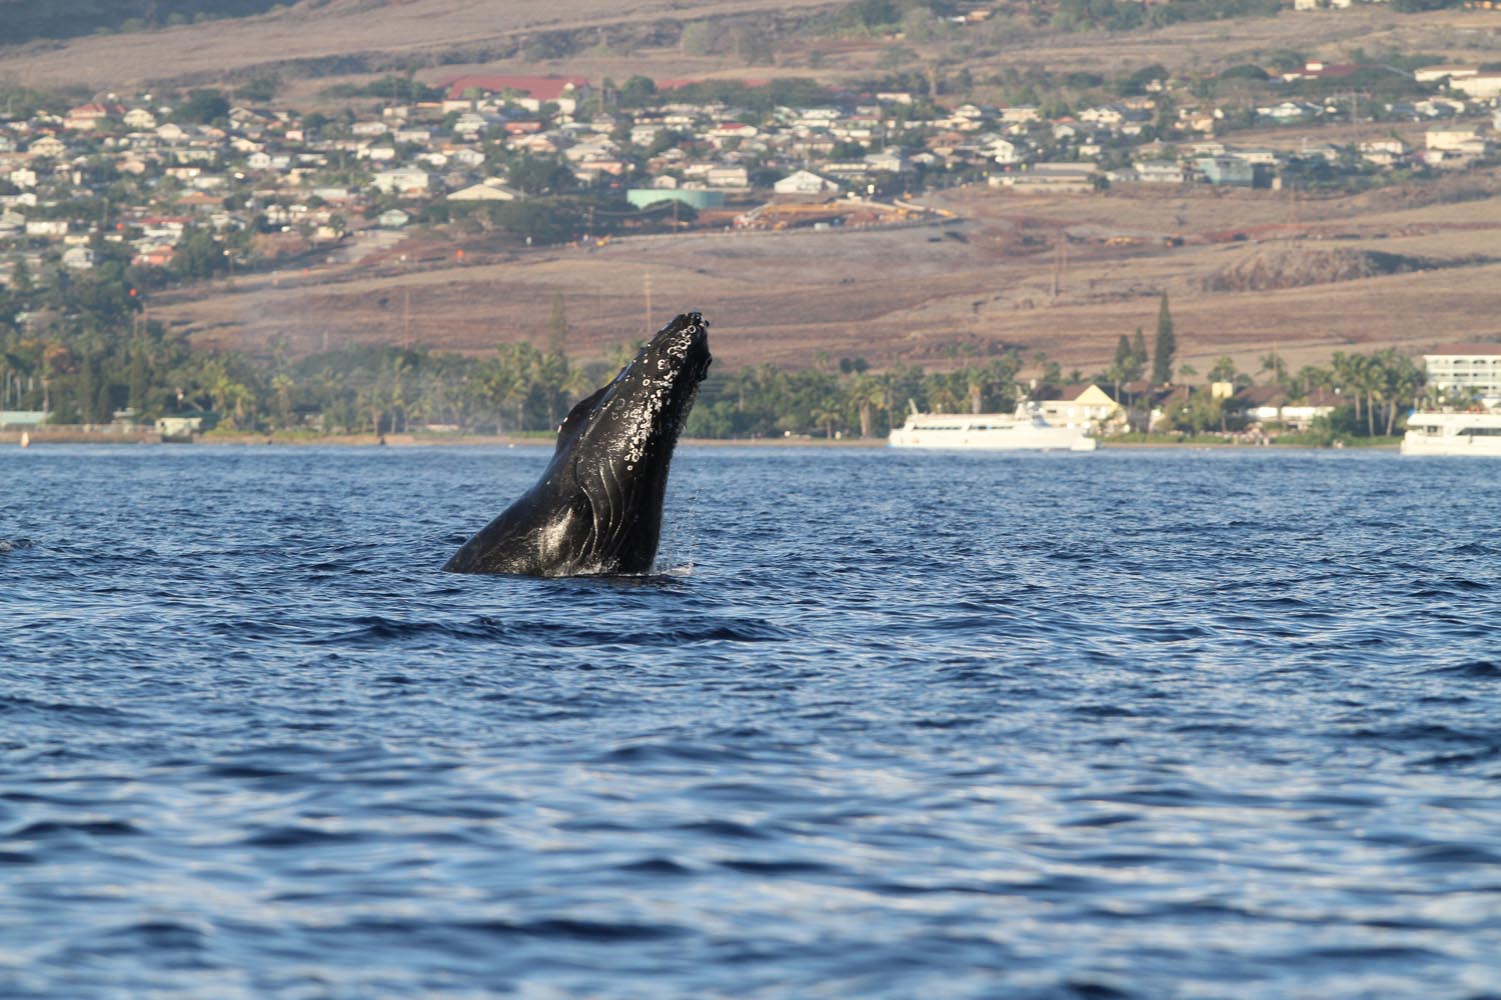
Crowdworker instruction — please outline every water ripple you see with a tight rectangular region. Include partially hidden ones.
[1,447,1499,998]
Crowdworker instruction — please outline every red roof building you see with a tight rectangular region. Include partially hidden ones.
[442,75,589,105]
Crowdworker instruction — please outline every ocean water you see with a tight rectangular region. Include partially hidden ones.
[1,444,1499,1000]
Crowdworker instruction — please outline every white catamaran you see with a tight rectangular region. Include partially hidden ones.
[1400,410,1501,456]
[889,403,1098,452]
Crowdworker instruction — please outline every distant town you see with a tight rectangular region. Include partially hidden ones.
[4,40,1501,284]
[3,3,1501,444]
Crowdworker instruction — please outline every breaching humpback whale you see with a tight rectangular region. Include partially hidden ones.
[444,312,711,576]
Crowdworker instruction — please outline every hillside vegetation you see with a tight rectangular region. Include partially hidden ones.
[0,0,292,46]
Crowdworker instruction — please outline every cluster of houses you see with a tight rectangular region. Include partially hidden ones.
[1,64,1499,284]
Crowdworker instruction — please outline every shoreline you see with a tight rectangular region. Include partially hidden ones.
[2,430,1399,451]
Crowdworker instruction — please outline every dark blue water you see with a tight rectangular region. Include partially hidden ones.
[2,445,1499,999]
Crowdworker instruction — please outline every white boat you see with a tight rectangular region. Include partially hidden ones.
[889,403,1097,451]
[1400,410,1501,456]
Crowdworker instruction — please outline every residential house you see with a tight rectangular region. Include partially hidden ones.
[1277,389,1342,429]
[1135,160,1186,184]
[1301,143,1343,163]
[571,158,627,182]
[708,122,758,142]
[132,245,176,268]
[773,170,840,196]
[1034,384,1123,429]
[1414,97,1467,118]
[1257,100,1321,123]
[173,148,218,165]
[1195,155,1256,186]
[65,103,114,130]
[1414,65,1479,84]
[447,181,519,202]
[1450,73,1501,99]
[451,113,493,137]
[371,167,432,195]
[1079,105,1126,127]
[509,133,558,155]
[61,246,96,270]
[631,123,665,147]
[26,136,66,158]
[986,137,1027,165]
[863,148,910,174]
[449,147,486,168]
[1359,138,1408,166]
[822,161,873,182]
[1426,123,1484,150]
[1176,108,1218,134]
[992,162,1098,194]
[25,219,70,237]
[706,164,749,188]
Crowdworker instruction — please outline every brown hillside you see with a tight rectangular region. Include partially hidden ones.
[151,178,1501,378]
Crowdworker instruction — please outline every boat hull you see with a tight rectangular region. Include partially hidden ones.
[889,413,1097,452]
[1400,412,1501,456]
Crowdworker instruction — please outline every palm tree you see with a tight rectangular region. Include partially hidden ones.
[485,342,539,431]
[271,373,295,429]
[848,373,888,438]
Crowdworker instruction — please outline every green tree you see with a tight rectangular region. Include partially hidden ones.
[1151,292,1176,386]
[1260,351,1287,385]
[179,89,230,124]
[1208,355,1238,384]
[619,75,657,106]
[547,290,569,355]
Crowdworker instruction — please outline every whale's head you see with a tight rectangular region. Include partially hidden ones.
[527,312,709,574]
[444,312,710,576]
[559,311,712,480]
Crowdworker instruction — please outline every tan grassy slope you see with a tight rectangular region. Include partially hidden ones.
[7,0,1499,94]
[154,180,1501,377]
[0,0,838,90]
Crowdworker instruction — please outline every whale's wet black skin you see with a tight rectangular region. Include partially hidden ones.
[444,312,711,577]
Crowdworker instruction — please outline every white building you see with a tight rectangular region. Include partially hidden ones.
[371,168,432,195]
[61,246,96,270]
[1426,124,1485,151]
[773,170,840,196]
[1450,74,1501,99]
[706,164,749,188]
[447,181,519,202]
[1135,161,1186,184]
[1424,343,1501,401]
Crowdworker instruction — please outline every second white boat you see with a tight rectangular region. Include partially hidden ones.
[889,404,1097,452]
